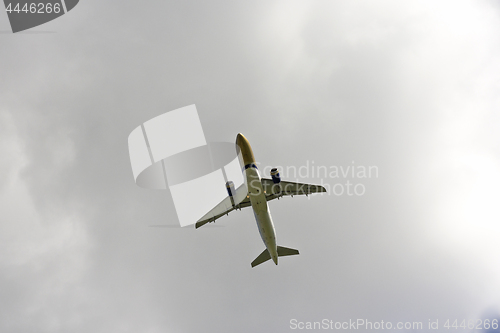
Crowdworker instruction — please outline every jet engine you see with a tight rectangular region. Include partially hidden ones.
[226,180,236,206]
[270,168,281,184]
[270,168,282,194]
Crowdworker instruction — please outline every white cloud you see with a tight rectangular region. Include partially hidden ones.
[0,110,92,332]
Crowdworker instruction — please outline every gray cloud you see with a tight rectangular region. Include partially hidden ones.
[1,0,500,332]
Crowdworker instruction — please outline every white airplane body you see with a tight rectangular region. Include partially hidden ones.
[244,149,279,265]
[195,133,326,267]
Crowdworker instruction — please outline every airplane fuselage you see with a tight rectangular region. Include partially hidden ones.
[236,134,279,265]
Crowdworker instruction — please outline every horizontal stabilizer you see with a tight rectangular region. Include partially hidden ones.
[277,246,299,257]
[251,249,271,267]
[251,246,300,268]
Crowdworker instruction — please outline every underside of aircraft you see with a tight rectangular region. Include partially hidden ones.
[195,133,326,267]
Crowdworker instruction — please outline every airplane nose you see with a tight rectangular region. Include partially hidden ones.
[236,133,244,145]
[235,133,256,165]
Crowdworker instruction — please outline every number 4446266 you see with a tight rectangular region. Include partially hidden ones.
[5,2,61,14]
[444,319,499,330]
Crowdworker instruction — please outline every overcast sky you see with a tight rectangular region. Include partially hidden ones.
[1,1,500,332]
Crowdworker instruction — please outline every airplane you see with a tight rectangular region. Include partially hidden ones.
[195,133,327,267]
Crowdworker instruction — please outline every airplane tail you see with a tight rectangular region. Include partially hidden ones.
[251,246,299,268]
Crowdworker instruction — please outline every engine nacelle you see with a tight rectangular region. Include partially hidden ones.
[270,168,281,184]
[226,180,235,197]
[226,181,236,206]
[270,168,282,194]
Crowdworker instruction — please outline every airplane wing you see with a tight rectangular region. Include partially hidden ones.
[260,178,327,202]
[195,179,326,228]
[195,184,250,229]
